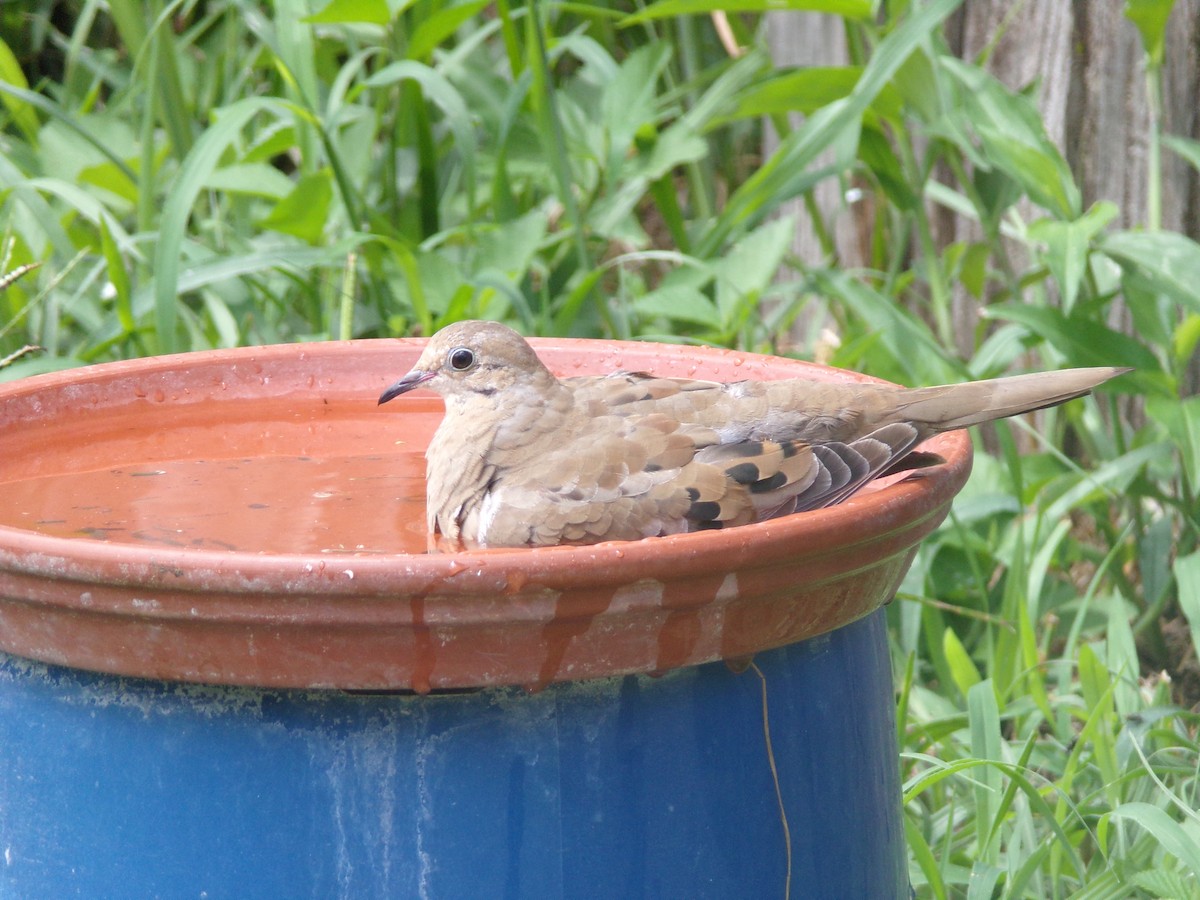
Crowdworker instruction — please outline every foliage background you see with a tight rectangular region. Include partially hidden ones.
[2,1,1199,896]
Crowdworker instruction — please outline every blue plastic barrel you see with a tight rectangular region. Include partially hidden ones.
[0,608,907,898]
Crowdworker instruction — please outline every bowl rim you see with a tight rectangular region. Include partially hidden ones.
[0,337,975,687]
[0,336,972,597]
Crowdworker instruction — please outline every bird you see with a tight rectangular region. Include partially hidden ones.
[377,320,1126,549]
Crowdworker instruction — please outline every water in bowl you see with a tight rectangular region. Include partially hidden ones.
[0,396,441,555]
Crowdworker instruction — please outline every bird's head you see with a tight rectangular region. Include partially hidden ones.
[378,320,555,405]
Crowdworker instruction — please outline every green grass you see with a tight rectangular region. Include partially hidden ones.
[2,2,1199,895]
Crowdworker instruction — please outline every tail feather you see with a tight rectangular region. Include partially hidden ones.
[897,367,1129,433]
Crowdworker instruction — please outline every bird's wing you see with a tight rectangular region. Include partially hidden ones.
[475,415,923,546]
[473,408,830,546]
[691,421,924,523]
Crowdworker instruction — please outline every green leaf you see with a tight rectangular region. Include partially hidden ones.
[727,67,903,122]
[701,0,965,253]
[859,124,918,210]
[0,157,73,260]
[902,817,947,899]
[959,242,991,299]
[1105,803,1200,883]
[1106,593,1140,719]
[1138,515,1176,610]
[941,58,1081,219]
[1175,313,1200,369]
[0,82,135,183]
[303,0,391,25]
[133,238,373,328]
[408,0,490,60]
[0,37,40,144]
[1040,444,1163,527]
[712,216,794,326]
[1120,266,1180,352]
[22,177,137,251]
[675,46,767,135]
[602,42,673,176]
[257,170,333,245]
[1173,551,1200,671]
[1124,0,1178,66]
[621,0,874,26]
[471,209,547,279]
[1018,601,1052,721]
[984,303,1162,373]
[403,250,461,319]
[1027,202,1119,313]
[890,42,940,123]
[99,217,134,335]
[1080,643,1113,720]
[966,680,1001,861]
[1132,868,1200,900]
[819,269,960,384]
[203,293,241,347]
[1101,230,1200,315]
[965,863,1003,900]
[364,60,477,209]
[205,163,296,200]
[243,125,300,164]
[633,285,722,329]
[980,126,1079,218]
[1163,133,1200,173]
[944,627,981,698]
[642,124,708,180]
[78,160,139,206]
[154,96,293,352]
[1077,642,1119,791]
[1146,394,1200,491]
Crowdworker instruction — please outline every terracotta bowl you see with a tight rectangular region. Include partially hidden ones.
[0,338,971,691]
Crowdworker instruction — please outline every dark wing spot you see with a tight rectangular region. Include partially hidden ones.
[689,500,722,521]
[750,471,789,494]
[724,462,762,484]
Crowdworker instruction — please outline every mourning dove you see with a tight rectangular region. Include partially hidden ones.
[378,320,1126,549]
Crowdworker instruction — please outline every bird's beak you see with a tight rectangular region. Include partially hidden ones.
[378,370,436,405]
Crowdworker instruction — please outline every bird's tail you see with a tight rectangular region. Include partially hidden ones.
[896,367,1129,432]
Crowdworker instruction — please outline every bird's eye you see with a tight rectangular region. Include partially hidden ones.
[448,347,476,371]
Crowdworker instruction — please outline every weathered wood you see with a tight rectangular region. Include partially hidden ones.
[764,12,862,356]
[951,0,1199,233]
[766,2,1200,376]
[764,12,863,270]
